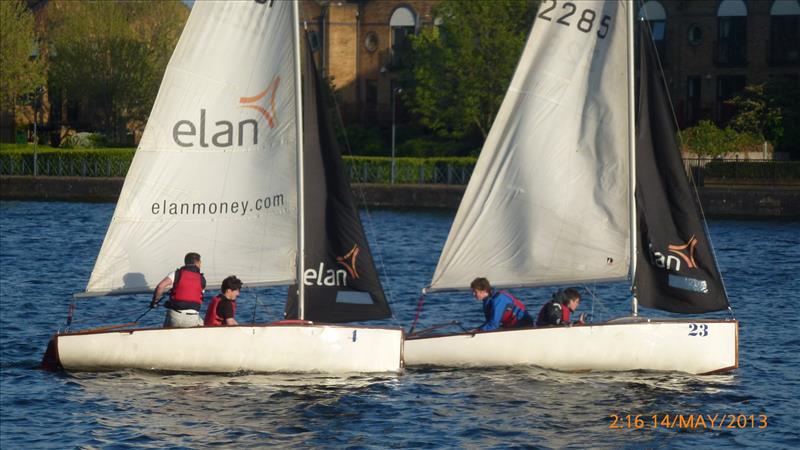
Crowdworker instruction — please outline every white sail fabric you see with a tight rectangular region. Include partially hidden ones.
[429,1,631,291]
[85,1,297,296]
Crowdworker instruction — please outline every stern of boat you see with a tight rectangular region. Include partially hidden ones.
[40,335,62,372]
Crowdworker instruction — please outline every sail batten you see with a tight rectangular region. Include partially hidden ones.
[84,1,299,296]
[429,1,631,292]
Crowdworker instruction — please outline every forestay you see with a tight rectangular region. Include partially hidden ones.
[429,1,631,291]
[85,1,298,296]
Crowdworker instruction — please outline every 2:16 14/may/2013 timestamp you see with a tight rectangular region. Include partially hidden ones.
[609,414,768,430]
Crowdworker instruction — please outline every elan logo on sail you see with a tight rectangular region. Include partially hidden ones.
[303,245,361,287]
[336,244,360,280]
[650,236,699,272]
[172,76,280,148]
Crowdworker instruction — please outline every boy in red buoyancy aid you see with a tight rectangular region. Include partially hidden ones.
[204,275,242,326]
[470,277,534,332]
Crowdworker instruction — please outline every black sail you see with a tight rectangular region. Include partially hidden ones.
[284,41,392,322]
[634,26,730,314]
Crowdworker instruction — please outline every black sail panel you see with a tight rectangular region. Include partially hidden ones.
[634,26,729,314]
[284,40,392,322]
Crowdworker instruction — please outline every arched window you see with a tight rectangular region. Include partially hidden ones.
[716,0,747,66]
[639,1,667,61]
[390,6,416,66]
[769,0,800,65]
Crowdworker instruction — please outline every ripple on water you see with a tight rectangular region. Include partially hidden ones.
[2,206,799,448]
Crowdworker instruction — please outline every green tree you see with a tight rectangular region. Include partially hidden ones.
[400,0,537,140]
[681,120,761,158]
[45,1,187,144]
[724,84,783,145]
[0,0,46,112]
[765,79,800,158]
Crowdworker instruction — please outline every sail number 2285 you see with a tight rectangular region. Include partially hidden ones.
[537,0,612,39]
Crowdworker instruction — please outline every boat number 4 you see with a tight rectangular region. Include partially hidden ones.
[688,324,709,337]
[537,0,612,39]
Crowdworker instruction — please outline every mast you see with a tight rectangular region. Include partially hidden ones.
[293,0,306,319]
[627,0,638,316]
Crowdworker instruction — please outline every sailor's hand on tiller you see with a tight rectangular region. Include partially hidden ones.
[149,297,161,309]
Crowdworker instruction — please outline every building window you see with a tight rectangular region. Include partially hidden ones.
[717,75,746,125]
[640,1,667,62]
[364,31,378,53]
[716,0,747,67]
[687,24,703,46]
[686,76,702,126]
[769,0,800,65]
[390,6,416,67]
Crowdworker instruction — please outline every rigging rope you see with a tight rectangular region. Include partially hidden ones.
[408,293,426,334]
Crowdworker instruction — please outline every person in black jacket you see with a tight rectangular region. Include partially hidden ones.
[535,288,584,326]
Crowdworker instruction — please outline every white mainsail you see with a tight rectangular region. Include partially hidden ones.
[85,1,298,296]
[429,1,631,291]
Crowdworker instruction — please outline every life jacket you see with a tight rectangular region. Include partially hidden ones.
[536,300,562,326]
[170,265,204,305]
[204,294,235,326]
[562,304,572,323]
[498,290,528,328]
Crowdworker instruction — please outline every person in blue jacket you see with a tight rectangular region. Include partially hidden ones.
[470,277,533,332]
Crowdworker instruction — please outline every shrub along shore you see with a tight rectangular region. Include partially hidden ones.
[2,144,799,186]
[1,174,798,219]
[1,144,799,218]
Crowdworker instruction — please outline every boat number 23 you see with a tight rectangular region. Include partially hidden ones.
[537,1,612,39]
[688,324,709,337]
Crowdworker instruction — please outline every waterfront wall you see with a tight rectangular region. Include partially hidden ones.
[1,176,798,219]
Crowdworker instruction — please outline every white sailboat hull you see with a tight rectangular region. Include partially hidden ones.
[45,322,404,374]
[405,319,738,375]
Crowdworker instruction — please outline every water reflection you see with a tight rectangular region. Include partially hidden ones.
[65,371,403,447]
[405,366,742,448]
[3,204,798,449]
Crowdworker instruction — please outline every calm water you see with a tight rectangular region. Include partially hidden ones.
[1,201,799,449]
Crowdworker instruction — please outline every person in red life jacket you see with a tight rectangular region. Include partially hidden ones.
[535,288,585,327]
[150,252,206,328]
[204,275,242,326]
[470,277,533,332]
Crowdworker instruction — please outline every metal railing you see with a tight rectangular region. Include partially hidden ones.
[3,153,797,186]
[347,162,474,185]
[0,155,130,178]
[683,157,799,186]
[0,153,476,185]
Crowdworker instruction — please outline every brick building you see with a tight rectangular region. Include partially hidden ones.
[7,0,798,146]
[301,0,438,125]
[310,0,799,131]
[641,0,799,129]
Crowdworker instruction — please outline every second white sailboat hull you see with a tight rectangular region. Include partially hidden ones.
[47,323,404,374]
[405,319,737,375]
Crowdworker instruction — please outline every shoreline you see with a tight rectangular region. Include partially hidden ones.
[1,175,798,219]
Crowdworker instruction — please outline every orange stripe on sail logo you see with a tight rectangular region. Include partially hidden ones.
[239,75,280,128]
[668,236,698,269]
[336,244,360,280]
